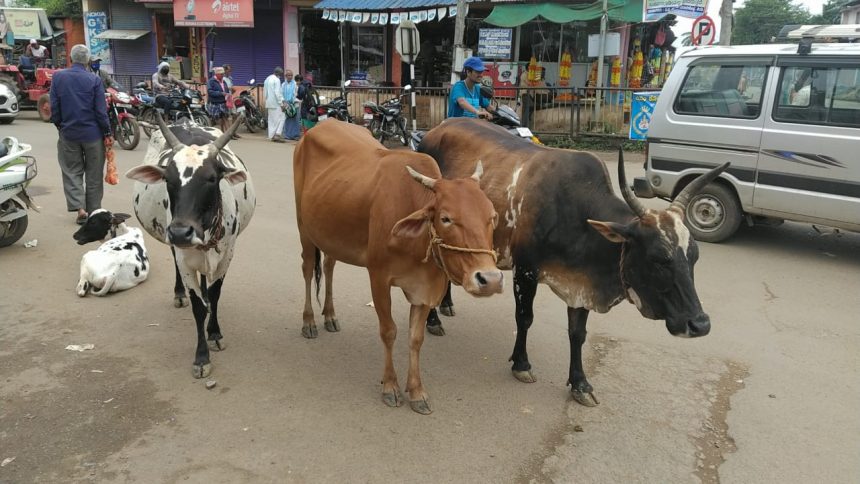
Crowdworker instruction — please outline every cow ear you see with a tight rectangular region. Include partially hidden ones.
[587,219,631,243]
[126,165,166,184]
[111,212,132,224]
[392,206,434,238]
[223,168,248,185]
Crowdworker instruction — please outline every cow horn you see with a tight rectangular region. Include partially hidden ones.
[406,165,437,190]
[670,162,731,212]
[471,160,483,182]
[213,114,245,152]
[155,111,182,149]
[617,148,648,218]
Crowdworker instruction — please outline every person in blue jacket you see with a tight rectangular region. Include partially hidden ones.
[447,56,496,119]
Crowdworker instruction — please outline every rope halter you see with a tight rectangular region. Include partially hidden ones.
[422,222,498,283]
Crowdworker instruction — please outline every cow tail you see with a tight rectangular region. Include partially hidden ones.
[314,248,322,305]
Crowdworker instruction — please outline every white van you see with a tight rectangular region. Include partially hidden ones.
[634,29,860,242]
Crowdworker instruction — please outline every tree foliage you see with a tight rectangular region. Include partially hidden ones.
[20,0,82,18]
[809,0,852,23]
[733,0,812,45]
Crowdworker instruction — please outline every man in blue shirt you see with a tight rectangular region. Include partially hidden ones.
[447,56,495,119]
[50,44,112,225]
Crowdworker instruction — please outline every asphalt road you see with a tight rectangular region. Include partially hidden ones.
[1,112,858,483]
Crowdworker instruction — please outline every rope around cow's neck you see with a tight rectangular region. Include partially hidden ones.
[422,223,498,283]
[198,203,224,253]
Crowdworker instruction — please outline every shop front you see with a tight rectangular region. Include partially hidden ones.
[304,0,469,87]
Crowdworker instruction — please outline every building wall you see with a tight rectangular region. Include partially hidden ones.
[841,6,860,24]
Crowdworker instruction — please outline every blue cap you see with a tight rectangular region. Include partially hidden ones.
[463,56,485,72]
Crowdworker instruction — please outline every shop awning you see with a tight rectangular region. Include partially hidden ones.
[484,0,643,27]
[94,29,150,40]
[314,0,459,10]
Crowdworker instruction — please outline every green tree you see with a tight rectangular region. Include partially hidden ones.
[20,0,82,18]
[809,0,851,24]
[733,0,812,45]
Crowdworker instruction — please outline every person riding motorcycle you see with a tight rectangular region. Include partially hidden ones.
[447,56,496,119]
[90,57,122,91]
[152,61,189,111]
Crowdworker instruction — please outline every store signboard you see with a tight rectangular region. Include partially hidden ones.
[85,12,112,67]
[5,8,42,40]
[174,0,254,28]
[643,0,708,21]
[629,91,660,140]
[478,28,512,59]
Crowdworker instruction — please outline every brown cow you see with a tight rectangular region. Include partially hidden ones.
[293,120,504,414]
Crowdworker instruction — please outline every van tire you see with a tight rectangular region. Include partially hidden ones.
[684,183,742,243]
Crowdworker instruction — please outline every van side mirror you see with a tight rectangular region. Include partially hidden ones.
[249,78,256,84]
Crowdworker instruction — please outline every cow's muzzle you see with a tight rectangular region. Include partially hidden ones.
[666,313,711,338]
[167,223,203,248]
[463,269,504,297]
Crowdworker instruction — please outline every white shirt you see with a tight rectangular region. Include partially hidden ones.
[264,74,284,109]
[30,45,47,58]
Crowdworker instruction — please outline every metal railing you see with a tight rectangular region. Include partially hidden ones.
[313,85,654,139]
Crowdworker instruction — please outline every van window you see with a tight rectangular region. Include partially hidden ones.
[774,66,860,128]
[674,64,767,119]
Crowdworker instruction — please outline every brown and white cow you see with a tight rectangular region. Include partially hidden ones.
[417,118,729,406]
[293,119,503,414]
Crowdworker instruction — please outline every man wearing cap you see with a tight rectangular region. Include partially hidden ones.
[90,57,121,91]
[447,56,495,119]
[26,39,48,67]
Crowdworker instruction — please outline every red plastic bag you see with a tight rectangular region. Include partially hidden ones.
[104,138,118,185]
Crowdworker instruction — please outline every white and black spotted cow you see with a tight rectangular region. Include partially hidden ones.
[72,209,149,296]
[126,115,256,378]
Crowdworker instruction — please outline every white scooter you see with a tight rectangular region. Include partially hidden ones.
[0,137,39,248]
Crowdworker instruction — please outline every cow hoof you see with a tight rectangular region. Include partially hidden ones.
[192,363,212,379]
[572,390,599,407]
[174,296,188,308]
[324,318,341,332]
[439,305,455,317]
[512,369,537,383]
[409,397,433,415]
[301,325,319,339]
[427,324,446,337]
[207,339,226,351]
[382,389,404,407]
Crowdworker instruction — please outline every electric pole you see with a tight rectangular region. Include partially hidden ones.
[719,0,733,45]
[450,0,467,85]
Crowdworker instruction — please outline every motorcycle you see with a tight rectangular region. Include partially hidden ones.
[106,87,141,150]
[315,79,353,123]
[0,137,39,248]
[235,79,266,133]
[363,84,412,146]
[139,88,210,137]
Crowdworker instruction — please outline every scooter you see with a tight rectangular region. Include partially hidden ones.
[409,84,539,151]
[0,137,39,248]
